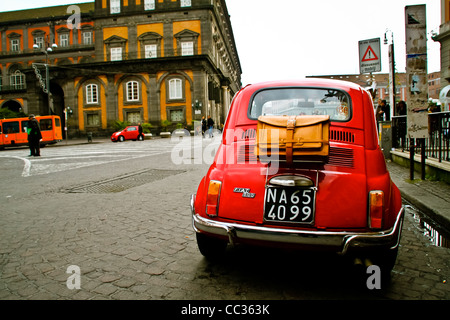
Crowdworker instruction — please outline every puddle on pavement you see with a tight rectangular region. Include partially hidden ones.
[404,202,450,249]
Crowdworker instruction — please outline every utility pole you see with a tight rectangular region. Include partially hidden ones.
[385,30,396,119]
[405,5,428,180]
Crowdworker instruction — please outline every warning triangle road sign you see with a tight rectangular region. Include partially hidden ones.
[362,46,379,62]
[359,38,381,73]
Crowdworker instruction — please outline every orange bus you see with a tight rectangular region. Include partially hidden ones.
[0,115,63,149]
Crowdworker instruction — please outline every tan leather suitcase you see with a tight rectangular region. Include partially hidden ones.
[255,115,330,163]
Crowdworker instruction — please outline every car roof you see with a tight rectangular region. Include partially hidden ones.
[223,78,375,146]
[242,78,363,92]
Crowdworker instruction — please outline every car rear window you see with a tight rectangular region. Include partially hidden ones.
[249,88,351,122]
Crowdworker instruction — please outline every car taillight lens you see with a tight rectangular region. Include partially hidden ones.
[368,191,384,229]
[206,180,221,217]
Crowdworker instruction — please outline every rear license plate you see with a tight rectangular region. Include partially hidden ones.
[264,187,316,224]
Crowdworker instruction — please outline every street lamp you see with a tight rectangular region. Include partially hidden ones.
[32,36,57,115]
[384,29,396,119]
[64,106,73,143]
[192,99,203,117]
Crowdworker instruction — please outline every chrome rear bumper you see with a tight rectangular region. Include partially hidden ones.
[191,194,404,255]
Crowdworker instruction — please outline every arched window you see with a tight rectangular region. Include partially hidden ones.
[86,84,98,104]
[10,70,25,90]
[126,81,139,101]
[168,79,183,100]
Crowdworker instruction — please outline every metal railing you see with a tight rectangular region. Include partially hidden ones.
[392,112,450,163]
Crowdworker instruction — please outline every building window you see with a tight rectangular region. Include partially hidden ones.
[144,0,155,10]
[170,109,184,122]
[34,37,44,49]
[104,35,127,61]
[181,42,194,56]
[60,34,69,47]
[169,79,183,100]
[86,84,98,104]
[127,111,141,124]
[180,0,191,7]
[111,47,122,61]
[56,28,70,48]
[138,32,162,59]
[174,29,199,56]
[10,71,25,90]
[81,25,94,45]
[10,39,20,52]
[110,0,120,14]
[145,44,157,58]
[8,32,22,52]
[83,31,93,45]
[126,81,139,101]
[86,113,100,126]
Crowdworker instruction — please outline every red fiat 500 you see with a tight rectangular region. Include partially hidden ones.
[191,79,404,273]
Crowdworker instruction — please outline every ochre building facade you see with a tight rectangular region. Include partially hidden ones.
[0,0,241,137]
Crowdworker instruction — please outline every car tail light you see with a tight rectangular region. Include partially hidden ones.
[206,180,222,217]
[368,191,384,229]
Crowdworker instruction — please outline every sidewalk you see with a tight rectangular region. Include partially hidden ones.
[386,160,450,232]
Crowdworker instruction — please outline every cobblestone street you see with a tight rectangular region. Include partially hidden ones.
[0,139,449,303]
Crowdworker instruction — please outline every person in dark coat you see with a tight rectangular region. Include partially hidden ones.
[207,115,214,138]
[27,114,42,157]
[376,99,390,124]
[138,122,143,140]
[201,116,207,137]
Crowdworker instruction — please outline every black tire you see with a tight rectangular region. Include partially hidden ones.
[196,233,227,259]
[377,247,399,273]
[371,247,399,281]
[119,135,125,142]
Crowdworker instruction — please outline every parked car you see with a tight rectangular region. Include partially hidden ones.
[191,79,404,274]
[111,126,144,142]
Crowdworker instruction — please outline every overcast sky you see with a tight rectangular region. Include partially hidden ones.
[0,0,442,85]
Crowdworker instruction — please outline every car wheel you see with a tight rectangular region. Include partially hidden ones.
[119,136,125,142]
[379,247,398,271]
[196,233,227,259]
[371,247,399,280]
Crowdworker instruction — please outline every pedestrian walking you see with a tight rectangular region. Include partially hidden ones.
[207,115,214,138]
[27,114,42,157]
[376,99,390,124]
[201,116,206,137]
[138,122,144,140]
